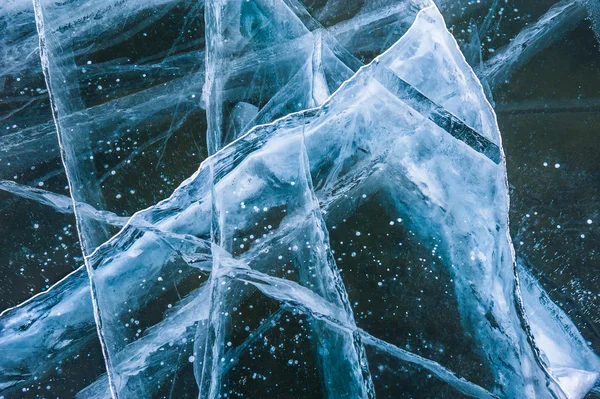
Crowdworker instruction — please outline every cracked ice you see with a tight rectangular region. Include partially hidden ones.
[0,0,599,398]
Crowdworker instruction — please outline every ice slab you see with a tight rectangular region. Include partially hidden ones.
[1,1,598,398]
[33,0,208,254]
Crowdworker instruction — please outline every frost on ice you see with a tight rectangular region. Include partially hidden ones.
[0,0,599,398]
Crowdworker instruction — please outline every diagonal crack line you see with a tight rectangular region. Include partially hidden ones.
[0,179,129,227]
[226,266,498,399]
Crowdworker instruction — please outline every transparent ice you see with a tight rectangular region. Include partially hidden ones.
[0,0,599,398]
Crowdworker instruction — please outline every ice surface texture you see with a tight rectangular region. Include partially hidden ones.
[0,0,599,398]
